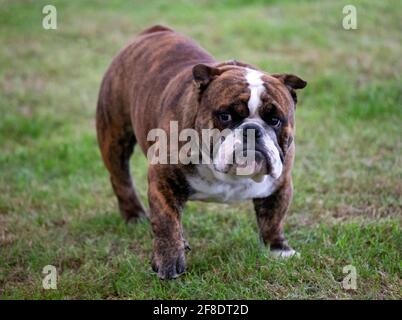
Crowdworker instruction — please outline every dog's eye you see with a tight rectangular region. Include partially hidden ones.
[218,113,232,124]
[267,117,281,128]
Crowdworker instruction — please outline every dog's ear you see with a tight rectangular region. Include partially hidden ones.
[272,73,307,104]
[272,73,307,90]
[192,64,222,90]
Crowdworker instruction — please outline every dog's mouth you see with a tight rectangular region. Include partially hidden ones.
[214,149,270,181]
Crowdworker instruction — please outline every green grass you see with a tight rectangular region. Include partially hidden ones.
[0,0,401,299]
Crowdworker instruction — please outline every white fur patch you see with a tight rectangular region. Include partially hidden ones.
[245,68,265,117]
[263,134,283,179]
[187,165,278,203]
[239,120,283,179]
[270,249,300,259]
[213,130,243,174]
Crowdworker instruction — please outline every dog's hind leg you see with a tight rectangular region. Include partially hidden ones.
[96,91,147,223]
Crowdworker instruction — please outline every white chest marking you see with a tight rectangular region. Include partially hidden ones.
[245,68,265,117]
[187,165,278,203]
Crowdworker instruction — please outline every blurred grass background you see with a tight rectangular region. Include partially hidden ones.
[0,0,401,299]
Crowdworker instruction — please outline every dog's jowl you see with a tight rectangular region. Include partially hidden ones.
[96,25,307,279]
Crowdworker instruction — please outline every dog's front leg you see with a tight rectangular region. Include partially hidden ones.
[253,178,298,258]
[148,165,188,279]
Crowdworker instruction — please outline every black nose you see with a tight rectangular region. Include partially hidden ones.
[242,123,263,140]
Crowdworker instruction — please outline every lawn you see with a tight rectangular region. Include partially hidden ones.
[0,0,401,299]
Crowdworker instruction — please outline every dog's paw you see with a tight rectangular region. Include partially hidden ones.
[270,248,300,259]
[151,242,186,280]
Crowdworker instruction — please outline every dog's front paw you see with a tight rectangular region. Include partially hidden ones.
[151,240,186,280]
[270,243,300,259]
[270,248,300,258]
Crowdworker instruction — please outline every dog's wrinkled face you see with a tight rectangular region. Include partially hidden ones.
[193,64,307,180]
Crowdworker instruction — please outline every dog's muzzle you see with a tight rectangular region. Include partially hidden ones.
[213,123,283,179]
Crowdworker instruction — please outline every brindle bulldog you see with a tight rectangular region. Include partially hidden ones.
[96,25,307,279]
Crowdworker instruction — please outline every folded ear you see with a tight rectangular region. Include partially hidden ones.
[271,73,307,104]
[192,64,222,90]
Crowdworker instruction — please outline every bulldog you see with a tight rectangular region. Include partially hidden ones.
[96,25,307,279]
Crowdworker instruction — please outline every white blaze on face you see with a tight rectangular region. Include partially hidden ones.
[245,68,265,117]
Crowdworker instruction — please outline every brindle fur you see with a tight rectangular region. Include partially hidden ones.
[96,25,306,279]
